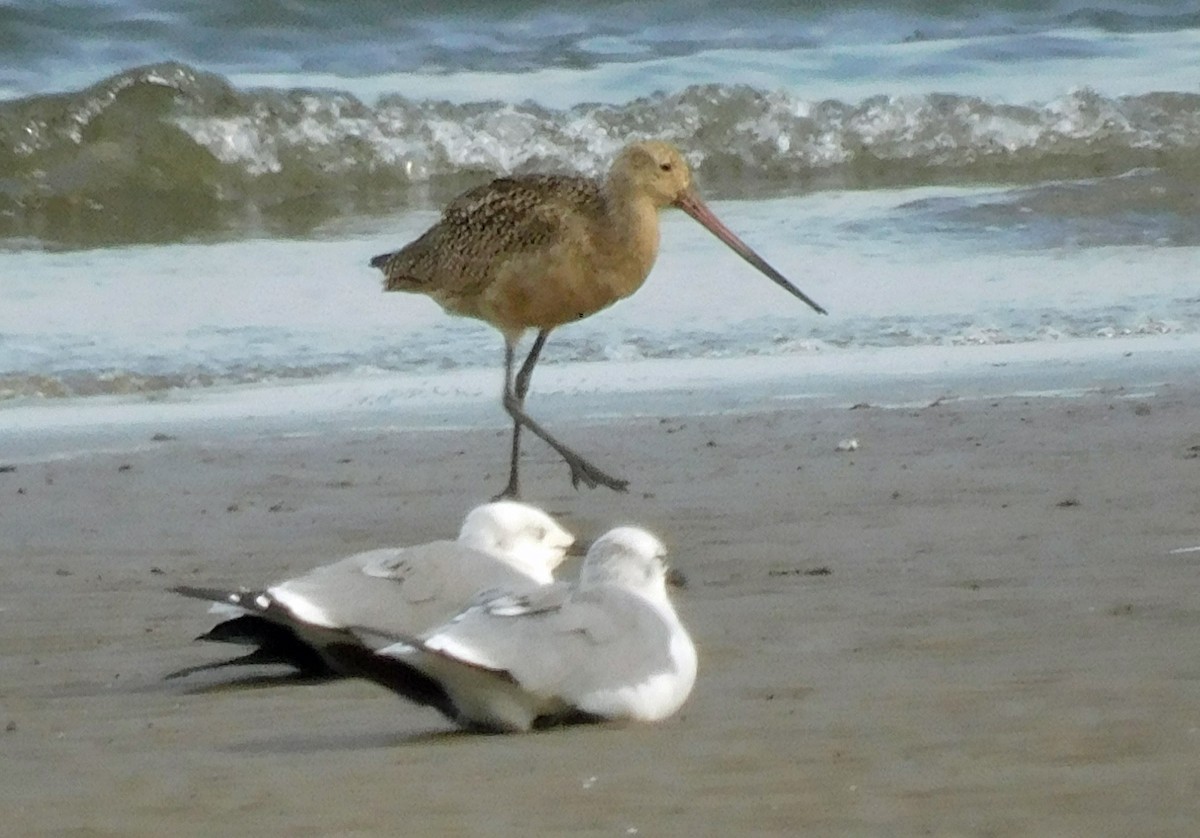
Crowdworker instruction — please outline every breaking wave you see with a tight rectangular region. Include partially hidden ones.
[3,62,1200,247]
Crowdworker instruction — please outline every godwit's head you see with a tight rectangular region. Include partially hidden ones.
[611,141,694,208]
[610,139,828,316]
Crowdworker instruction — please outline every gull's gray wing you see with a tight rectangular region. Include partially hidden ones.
[167,541,548,680]
[420,584,677,704]
[267,541,542,635]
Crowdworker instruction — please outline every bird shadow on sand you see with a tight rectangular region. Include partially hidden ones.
[172,671,335,695]
[223,725,482,755]
[221,716,620,755]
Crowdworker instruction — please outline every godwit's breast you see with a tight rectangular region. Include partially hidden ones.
[439,174,655,334]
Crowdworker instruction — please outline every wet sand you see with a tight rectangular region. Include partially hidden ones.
[2,361,1199,835]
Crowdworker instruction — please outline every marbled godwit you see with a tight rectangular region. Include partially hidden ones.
[325,526,696,732]
[165,501,573,680]
[371,140,826,498]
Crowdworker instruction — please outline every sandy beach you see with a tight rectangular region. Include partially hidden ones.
[2,351,1199,836]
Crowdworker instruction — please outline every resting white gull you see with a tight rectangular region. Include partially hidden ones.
[166,501,574,679]
[326,526,698,732]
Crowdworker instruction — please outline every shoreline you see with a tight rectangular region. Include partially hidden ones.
[2,332,1196,464]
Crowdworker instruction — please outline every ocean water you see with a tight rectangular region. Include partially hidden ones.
[1,1,1198,423]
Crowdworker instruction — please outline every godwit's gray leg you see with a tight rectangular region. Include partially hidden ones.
[499,336,628,496]
[515,330,549,403]
[495,329,549,500]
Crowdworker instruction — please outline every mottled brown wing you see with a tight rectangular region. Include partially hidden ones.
[375,174,605,300]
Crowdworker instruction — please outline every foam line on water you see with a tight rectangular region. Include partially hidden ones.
[1,333,1196,465]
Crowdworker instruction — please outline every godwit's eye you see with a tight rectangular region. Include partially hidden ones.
[660,162,672,172]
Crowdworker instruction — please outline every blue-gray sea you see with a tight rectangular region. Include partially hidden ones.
[1,1,1198,417]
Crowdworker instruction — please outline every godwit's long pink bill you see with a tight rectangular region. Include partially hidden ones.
[674,190,827,315]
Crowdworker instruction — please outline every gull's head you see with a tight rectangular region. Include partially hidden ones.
[458,501,574,583]
[579,526,670,599]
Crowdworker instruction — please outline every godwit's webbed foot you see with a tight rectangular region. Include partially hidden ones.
[563,455,629,493]
[502,391,628,493]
